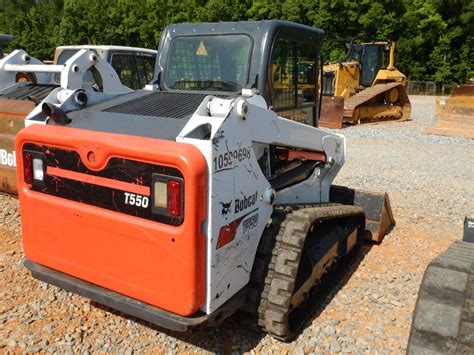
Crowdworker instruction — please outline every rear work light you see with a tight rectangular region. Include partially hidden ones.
[32,157,44,181]
[23,151,46,186]
[152,174,183,220]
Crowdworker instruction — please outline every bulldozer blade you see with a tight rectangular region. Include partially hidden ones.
[319,96,344,128]
[426,84,474,140]
[0,99,34,195]
[330,185,395,243]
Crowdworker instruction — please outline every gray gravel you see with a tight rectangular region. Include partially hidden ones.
[1,95,473,353]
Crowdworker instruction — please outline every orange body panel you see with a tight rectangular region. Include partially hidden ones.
[16,125,207,316]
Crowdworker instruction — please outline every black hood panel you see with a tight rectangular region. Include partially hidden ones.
[103,91,209,119]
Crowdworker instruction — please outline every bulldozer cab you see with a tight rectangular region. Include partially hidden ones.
[155,20,323,126]
[346,39,392,87]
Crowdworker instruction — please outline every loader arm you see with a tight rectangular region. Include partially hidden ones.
[0,49,52,85]
[25,49,132,127]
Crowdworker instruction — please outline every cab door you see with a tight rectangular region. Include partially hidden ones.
[269,36,318,126]
[360,44,383,87]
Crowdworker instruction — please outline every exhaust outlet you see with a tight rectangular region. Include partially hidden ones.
[42,103,71,126]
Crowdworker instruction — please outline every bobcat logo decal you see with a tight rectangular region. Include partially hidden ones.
[219,201,232,215]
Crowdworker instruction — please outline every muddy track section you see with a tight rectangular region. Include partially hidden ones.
[244,204,365,340]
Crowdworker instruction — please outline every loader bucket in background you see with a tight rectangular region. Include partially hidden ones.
[319,96,344,128]
[426,84,474,140]
[330,185,395,243]
[0,99,35,195]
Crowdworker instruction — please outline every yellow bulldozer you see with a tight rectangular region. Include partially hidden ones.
[319,37,411,128]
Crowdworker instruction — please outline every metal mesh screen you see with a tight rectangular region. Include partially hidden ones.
[104,92,213,119]
[1,84,57,101]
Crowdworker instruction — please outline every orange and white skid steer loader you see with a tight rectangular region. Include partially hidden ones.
[17,21,394,340]
[0,45,156,195]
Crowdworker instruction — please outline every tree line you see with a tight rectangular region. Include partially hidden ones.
[1,0,472,86]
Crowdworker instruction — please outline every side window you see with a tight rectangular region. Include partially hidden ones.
[381,46,390,69]
[136,54,156,86]
[111,53,140,89]
[349,44,363,62]
[270,39,317,125]
[360,45,382,87]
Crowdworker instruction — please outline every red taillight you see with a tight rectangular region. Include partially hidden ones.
[167,180,181,216]
[23,153,33,184]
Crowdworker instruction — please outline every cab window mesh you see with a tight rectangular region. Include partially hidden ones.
[165,35,251,92]
[111,53,140,89]
[271,39,317,125]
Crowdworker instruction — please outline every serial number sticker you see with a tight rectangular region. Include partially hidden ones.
[213,146,252,171]
[124,192,149,208]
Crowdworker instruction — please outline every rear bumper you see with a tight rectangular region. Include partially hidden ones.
[24,259,210,332]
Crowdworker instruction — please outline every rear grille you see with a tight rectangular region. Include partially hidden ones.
[1,84,58,101]
[104,92,216,119]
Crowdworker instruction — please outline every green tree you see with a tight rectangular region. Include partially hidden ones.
[0,0,472,84]
[1,0,62,59]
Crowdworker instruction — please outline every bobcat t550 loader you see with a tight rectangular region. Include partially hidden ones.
[17,21,394,340]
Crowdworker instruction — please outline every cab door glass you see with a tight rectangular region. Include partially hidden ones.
[271,39,317,125]
[271,40,295,110]
[360,45,382,86]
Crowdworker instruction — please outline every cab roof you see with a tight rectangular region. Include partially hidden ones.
[162,20,323,39]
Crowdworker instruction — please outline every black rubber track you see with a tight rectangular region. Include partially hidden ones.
[241,204,365,340]
[408,240,474,354]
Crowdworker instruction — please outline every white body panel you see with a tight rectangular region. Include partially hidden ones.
[178,96,345,313]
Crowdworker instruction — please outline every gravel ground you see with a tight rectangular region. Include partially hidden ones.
[1,95,473,353]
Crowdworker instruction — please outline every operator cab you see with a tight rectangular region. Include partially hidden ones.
[346,38,392,87]
[53,46,156,90]
[154,20,324,126]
